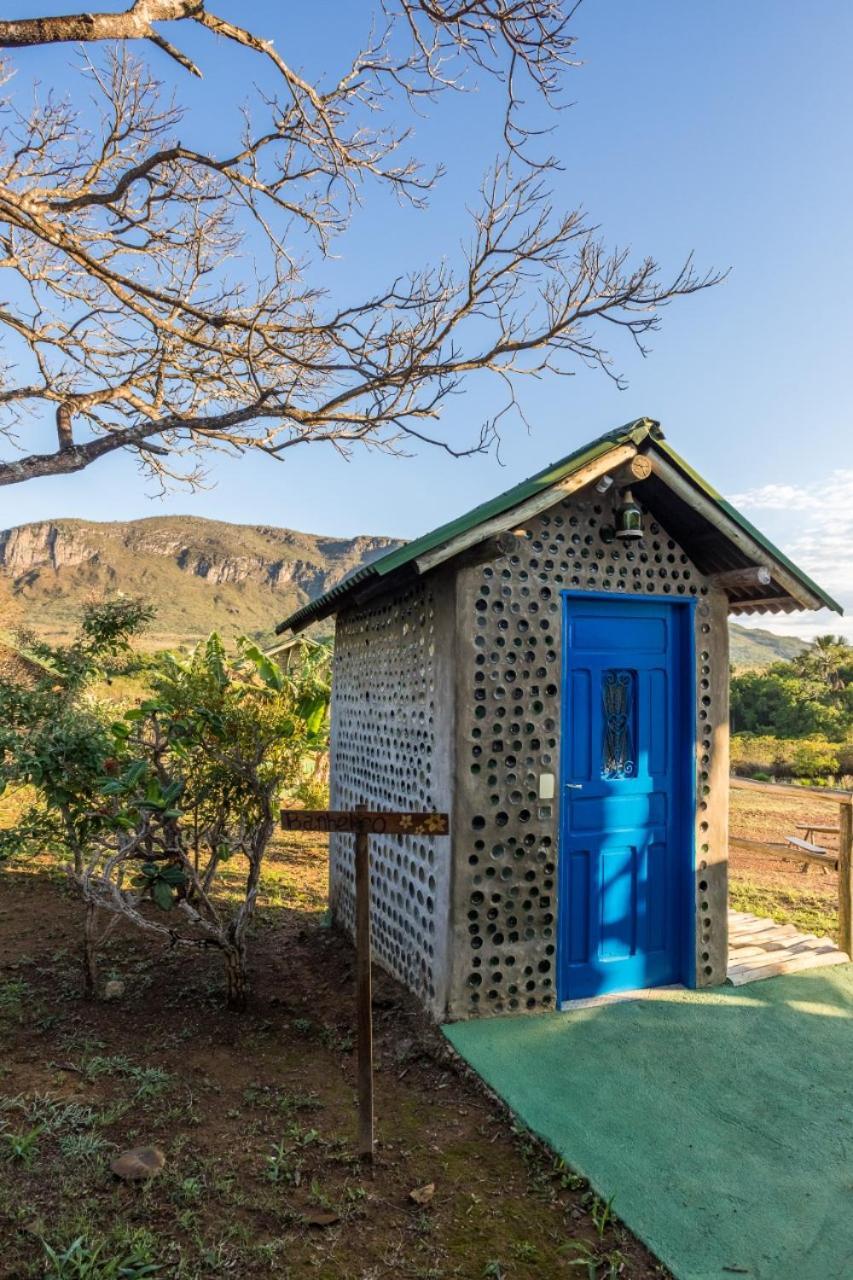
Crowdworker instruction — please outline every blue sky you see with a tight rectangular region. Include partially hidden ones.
[2,2,852,637]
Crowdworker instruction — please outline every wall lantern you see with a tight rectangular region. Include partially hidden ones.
[614,487,644,541]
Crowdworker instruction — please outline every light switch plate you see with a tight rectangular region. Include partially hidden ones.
[539,772,555,800]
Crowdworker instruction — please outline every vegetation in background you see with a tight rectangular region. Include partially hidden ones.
[731,636,852,737]
[0,602,330,1007]
[731,635,853,782]
[0,598,157,873]
[731,736,853,784]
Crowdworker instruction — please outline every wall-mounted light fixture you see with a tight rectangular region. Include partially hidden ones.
[614,487,644,541]
[595,474,614,494]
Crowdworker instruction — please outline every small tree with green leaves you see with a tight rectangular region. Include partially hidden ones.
[78,634,329,1007]
[0,598,155,876]
[0,607,329,1006]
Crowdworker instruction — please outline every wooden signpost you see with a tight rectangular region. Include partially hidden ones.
[281,804,449,1162]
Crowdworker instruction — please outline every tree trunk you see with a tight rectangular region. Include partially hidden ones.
[220,812,273,1011]
[61,807,83,876]
[223,942,248,1011]
[83,901,100,999]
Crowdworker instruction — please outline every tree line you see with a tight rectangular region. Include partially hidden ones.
[731,635,853,740]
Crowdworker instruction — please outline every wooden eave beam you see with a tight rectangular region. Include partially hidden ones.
[412,443,638,577]
[346,565,419,610]
[709,566,772,593]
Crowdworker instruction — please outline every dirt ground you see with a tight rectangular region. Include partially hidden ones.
[0,833,668,1280]
[729,787,841,940]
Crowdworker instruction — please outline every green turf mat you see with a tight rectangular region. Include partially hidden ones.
[444,968,853,1280]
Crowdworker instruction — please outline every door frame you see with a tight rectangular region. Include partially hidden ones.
[556,591,697,1003]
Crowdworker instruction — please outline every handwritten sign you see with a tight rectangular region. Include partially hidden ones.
[281,809,449,836]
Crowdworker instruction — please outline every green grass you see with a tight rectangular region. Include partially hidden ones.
[729,876,838,940]
[77,1055,173,1099]
[41,1233,161,1279]
[0,978,30,1023]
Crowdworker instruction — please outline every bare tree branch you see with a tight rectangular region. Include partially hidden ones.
[0,3,720,490]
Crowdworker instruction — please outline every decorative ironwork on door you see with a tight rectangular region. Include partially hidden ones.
[601,669,635,779]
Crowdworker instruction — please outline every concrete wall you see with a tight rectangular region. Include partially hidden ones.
[695,586,730,986]
[328,574,455,1019]
[328,486,730,1023]
[445,489,728,1020]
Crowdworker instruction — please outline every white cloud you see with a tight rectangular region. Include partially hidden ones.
[732,469,853,515]
[729,468,853,640]
[731,482,820,511]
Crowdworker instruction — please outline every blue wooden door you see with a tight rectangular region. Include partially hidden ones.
[558,596,693,1001]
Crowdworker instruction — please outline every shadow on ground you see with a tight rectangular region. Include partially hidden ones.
[0,838,666,1279]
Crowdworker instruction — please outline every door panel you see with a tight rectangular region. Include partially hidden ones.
[559,597,692,1000]
[599,845,637,959]
[568,791,667,833]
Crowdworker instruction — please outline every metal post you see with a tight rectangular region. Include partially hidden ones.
[354,803,374,1162]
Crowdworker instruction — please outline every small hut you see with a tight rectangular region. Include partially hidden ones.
[276,419,841,1021]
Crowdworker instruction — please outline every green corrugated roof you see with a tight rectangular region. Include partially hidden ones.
[373,417,662,575]
[277,417,842,632]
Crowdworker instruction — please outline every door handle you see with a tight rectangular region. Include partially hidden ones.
[564,783,583,790]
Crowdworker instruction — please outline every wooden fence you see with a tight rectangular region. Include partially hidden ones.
[730,777,853,955]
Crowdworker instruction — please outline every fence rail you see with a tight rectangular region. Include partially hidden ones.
[730,776,853,955]
[730,776,853,805]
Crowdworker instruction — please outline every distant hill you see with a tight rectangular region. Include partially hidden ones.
[0,516,402,648]
[729,624,808,670]
[0,514,812,662]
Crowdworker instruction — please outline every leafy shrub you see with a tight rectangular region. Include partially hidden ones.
[731,734,852,781]
[0,604,330,1008]
[0,599,155,875]
[75,634,330,1006]
[791,740,841,781]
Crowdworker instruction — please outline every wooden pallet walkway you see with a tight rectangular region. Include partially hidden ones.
[727,910,850,986]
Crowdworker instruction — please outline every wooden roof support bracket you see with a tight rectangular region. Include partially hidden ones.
[649,454,825,612]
